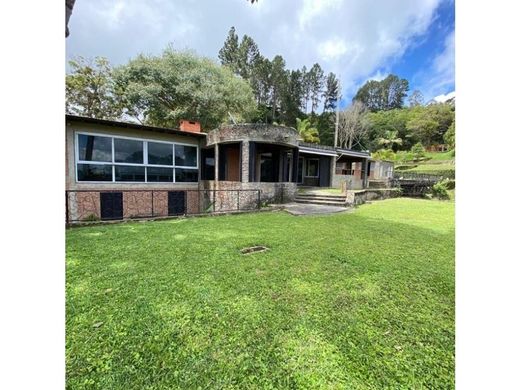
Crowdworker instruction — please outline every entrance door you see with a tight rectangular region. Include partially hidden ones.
[100,192,123,220]
[297,157,304,183]
[168,191,186,216]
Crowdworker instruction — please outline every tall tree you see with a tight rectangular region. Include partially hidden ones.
[280,69,305,126]
[322,72,340,112]
[269,55,286,122]
[237,35,260,80]
[114,48,256,129]
[250,55,272,105]
[66,56,123,120]
[308,63,325,114]
[337,101,370,149]
[218,27,240,74]
[301,65,311,113]
[353,74,409,111]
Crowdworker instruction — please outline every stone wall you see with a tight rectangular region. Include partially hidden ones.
[200,180,297,210]
[333,175,364,190]
[345,188,401,206]
[206,124,299,147]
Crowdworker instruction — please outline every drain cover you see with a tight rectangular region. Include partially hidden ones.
[240,245,269,255]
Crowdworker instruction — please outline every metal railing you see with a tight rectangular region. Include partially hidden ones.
[65,189,261,224]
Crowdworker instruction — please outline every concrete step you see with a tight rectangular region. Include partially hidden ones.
[296,194,346,200]
[294,198,347,206]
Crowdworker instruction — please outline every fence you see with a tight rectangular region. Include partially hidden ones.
[65,189,261,224]
[393,171,455,181]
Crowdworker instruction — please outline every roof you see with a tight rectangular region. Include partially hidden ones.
[299,141,370,158]
[66,115,207,139]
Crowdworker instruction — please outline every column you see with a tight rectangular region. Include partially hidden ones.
[241,140,249,182]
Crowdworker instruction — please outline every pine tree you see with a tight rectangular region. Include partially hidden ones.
[218,27,240,74]
[237,35,260,80]
[308,63,325,114]
[322,72,340,112]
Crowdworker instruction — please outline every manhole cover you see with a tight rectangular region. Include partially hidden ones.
[240,245,269,255]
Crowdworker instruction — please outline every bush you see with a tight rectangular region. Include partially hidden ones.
[82,213,100,222]
[411,142,426,161]
[431,179,451,200]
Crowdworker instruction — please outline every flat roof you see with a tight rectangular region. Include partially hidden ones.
[66,115,207,138]
[298,141,370,158]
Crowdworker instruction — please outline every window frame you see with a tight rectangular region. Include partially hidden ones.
[305,158,320,178]
[75,131,199,184]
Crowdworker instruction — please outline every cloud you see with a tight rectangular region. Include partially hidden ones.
[67,0,445,101]
[415,29,455,101]
[434,91,455,102]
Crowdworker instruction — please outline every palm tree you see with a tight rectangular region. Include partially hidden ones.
[377,130,402,150]
[296,118,320,143]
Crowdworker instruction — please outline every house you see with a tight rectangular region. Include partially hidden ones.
[66,115,389,222]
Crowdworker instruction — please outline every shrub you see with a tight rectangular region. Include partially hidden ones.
[82,213,99,222]
[411,142,426,161]
[431,179,451,200]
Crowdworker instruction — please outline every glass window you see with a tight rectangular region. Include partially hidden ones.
[175,145,197,167]
[78,134,112,162]
[115,165,145,182]
[77,164,112,181]
[148,142,173,165]
[175,168,198,182]
[147,167,173,182]
[306,159,319,177]
[114,138,143,164]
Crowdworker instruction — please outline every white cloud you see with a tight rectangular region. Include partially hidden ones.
[67,0,445,100]
[434,91,455,102]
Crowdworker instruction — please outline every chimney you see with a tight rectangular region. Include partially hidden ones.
[179,120,201,133]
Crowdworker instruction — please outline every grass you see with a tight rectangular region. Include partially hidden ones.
[406,163,455,172]
[66,198,455,389]
[424,150,455,161]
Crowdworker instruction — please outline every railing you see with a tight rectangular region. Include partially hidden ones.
[65,189,261,224]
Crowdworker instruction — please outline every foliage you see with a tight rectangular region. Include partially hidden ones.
[371,148,396,161]
[353,74,409,111]
[67,199,454,389]
[113,48,256,129]
[408,90,424,107]
[82,213,99,222]
[296,118,320,143]
[66,57,124,119]
[431,179,451,200]
[322,72,340,112]
[444,121,455,150]
[377,130,403,150]
[411,142,426,161]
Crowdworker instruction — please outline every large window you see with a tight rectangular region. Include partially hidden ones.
[75,133,198,183]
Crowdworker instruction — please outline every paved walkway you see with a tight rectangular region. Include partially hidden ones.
[281,202,353,216]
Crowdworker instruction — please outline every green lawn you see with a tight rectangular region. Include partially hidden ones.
[66,198,455,389]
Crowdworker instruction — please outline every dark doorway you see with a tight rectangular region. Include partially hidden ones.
[100,192,123,220]
[168,191,186,216]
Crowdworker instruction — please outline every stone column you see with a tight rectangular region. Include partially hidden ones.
[362,158,369,188]
[241,140,249,182]
[214,143,219,182]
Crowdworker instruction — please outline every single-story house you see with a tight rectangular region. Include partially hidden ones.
[66,115,391,221]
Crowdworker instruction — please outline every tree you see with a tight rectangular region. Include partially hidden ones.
[296,118,320,143]
[301,65,311,112]
[269,55,286,122]
[280,69,305,126]
[308,63,325,114]
[377,130,403,150]
[218,27,240,74]
[237,35,260,79]
[353,74,409,111]
[114,48,256,129]
[337,101,370,149]
[66,56,123,119]
[444,121,455,150]
[250,55,272,105]
[411,142,426,160]
[322,72,340,112]
[408,90,424,107]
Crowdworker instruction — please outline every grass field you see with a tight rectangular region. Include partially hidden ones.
[66,198,455,389]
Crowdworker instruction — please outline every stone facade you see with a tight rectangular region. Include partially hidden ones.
[206,124,299,147]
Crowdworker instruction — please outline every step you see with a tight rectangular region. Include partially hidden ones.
[295,195,346,202]
[296,194,346,200]
[294,199,347,206]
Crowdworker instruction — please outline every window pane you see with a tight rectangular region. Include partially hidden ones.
[77,164,112,181]
[147,167,173,182]
[148,142,173,165]
[306,160,319,177]
[175,168,198,182]
[114,138,143,164]
[175,145,197,167]
[78,134,112,162]
[115,165,145,182]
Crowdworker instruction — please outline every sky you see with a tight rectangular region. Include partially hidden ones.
[66,0,455,106]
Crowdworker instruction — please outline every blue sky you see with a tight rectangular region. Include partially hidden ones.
[66,0,455,107]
